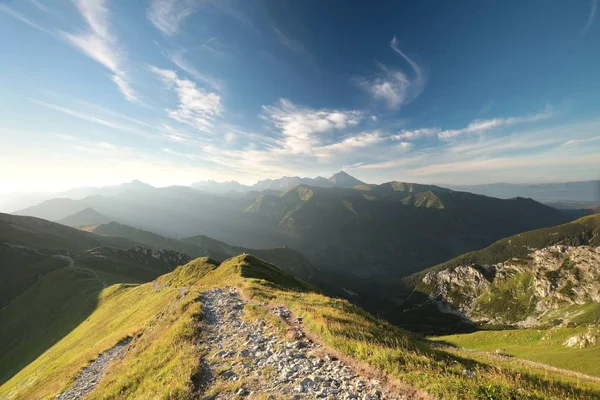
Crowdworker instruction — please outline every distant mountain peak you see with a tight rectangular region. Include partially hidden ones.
[57,207,110,228]
[328,171,365,188]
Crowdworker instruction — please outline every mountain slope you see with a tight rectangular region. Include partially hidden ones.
[13,181,572,282]
[327,171,365,188]
[405,213,600,288]
[191,179,250,193]
[88,221,318,282]
[243,185,572,278]
[3,254,600,399]
[0,244,188,387]
[394,214,600,333]
[446,180,600,204]
[57,207,110,227]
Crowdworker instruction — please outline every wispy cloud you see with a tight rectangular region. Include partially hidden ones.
[262,99,363,154]
[147,0,202,36]
[357,36,426,109]
[32,99,154,138]
[352,119,600,184]
[391,128,438,141]
[52,133,78,141]
[315,131,383,158]
[166,50,224,92]
[29,0,50,13]
[149,66,222,131]
[582,0,598,34]
[0,4,52,34]
[61,0,139,102]
[273,27,313,61]
[438,108,552,139]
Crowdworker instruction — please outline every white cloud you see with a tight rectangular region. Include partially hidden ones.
[149,66,222,131]
[582,0,598,34]
[32,99,154,138]
[29,0,50,13]
[166,50,224,92]
[273,27,314,64]
[111,75,139,102]
[357,36,426,109]
[352,119,600,184]
[391,128,438,141]
[52,133,78,141]
[262,99,363,154]
[0,4,52,34]
[438,109,552,139]
[147,0,202,36]
[315,131,382,158]
[61,0,138,102]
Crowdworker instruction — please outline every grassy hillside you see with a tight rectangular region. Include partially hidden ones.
[403,213,600,290]
[3,254,600,399]
[14,182,572,280]
[0,246,188,386]
[433,325,600,377]
[57,207,110,227]
[243,184,572,279]
[0,213,142,306]
[0,213,138,251]
[391,214,600,335]
[89,221,318,282]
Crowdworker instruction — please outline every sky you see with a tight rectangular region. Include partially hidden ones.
[0,0,599,193]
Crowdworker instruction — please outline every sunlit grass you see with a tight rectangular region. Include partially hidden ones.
[3,254,600,400]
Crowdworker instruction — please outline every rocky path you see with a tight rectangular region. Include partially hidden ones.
[56,338,131,400]
[198,288,411,400]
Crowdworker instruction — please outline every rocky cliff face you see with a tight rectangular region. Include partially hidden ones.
[420,245,600,327]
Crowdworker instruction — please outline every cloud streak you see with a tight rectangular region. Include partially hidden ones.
[61,0,139,102]
[149,66,222,131]
[582,0,598,34]
[0,4,52,34]
[262,99,363,154]
[147,0,202,36]
[32,99,154,138]
[357,36,426,109]
[166,50,225,92]
[438,109,553,139]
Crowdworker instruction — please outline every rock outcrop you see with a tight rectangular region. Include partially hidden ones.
[420,246,600,326]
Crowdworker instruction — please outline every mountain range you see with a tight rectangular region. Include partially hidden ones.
[2,209,600,399]
[392,214,600,334]
[11,174,571,282]
[446,180,600,206]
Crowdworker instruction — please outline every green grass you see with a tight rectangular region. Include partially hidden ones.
[0,247,190,389]
[404,214,600,289]
[4,253,600,400]
[0,257,218,400]
[433,326,600,378]
[208,255,600,400]
[475,272,537,323]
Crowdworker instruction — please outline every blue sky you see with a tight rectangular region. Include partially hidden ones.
[0,0,599,192]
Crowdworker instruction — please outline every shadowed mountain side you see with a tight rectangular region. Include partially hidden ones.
[0,244,188,385]
[14,182,571,280]
[446,180,600,204]
[243,186,572,277]
[387,214,600,334]
[88,222,317,282]
[57,208,110,227]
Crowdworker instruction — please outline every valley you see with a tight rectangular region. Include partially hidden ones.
[1,173,599,399]
[4,1,599,397]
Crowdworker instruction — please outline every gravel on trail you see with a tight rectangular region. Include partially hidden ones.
[197,287,411,400]
[55,338,131,400]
